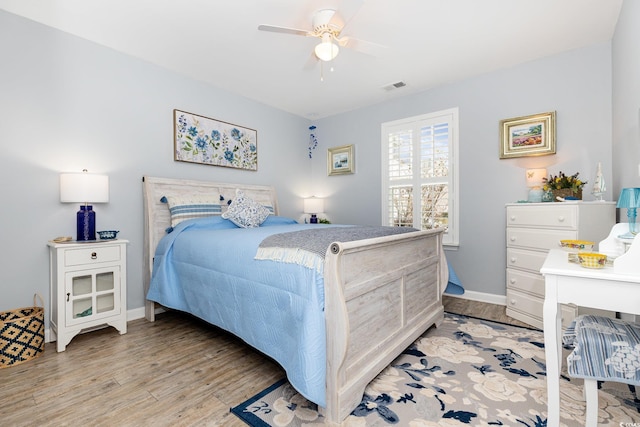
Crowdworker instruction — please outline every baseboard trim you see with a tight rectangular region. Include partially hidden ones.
[445,290,506,306]
[127,307,146,321]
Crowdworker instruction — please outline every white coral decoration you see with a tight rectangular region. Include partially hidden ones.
[605,341,640,379]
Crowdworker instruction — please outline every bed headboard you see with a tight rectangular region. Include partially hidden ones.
[142,176,279,320]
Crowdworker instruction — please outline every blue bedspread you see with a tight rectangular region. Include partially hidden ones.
[147,216,332,407]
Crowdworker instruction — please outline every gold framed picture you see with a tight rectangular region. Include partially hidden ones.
[327,144,355,175]
[499,111,556,159]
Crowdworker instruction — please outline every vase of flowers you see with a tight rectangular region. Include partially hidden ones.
[542,171,587,201]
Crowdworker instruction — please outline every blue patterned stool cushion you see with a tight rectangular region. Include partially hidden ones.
[563,315,640,386]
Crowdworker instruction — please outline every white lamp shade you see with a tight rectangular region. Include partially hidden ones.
[525,168,547,188]
[60,172,109,203]
[303,197,324,214]
[314,34,339,61]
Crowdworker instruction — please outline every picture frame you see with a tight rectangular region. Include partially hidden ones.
[328,144,355,175]
[173,109,257,171]
[499,111,556,159]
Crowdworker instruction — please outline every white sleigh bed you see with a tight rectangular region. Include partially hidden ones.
[142,176,446,425]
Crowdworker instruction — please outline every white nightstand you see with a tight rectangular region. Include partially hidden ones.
[48,239,128,352]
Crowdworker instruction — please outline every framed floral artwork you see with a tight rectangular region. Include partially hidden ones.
[174,109,257,170]
[328,144,355,175]
[499,111,556,159]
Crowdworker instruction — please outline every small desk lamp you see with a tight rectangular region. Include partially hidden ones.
[616,187,640,239]
[60,170,109,241]
[526,168,547,202]
[304,197,324,224]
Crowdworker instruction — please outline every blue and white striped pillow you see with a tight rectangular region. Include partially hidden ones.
[162,195,223,227]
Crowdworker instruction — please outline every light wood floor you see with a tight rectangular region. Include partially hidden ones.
[0,296,528,426]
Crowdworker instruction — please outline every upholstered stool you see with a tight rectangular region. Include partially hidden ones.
[563,315,640,426]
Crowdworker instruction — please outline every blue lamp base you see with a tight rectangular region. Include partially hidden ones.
[528,188,543,203]
[618,207,638,240]
[76,205,96,241]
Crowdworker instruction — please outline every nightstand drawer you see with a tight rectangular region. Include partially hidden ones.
[65,245,121,266]
[507,227,577,250]
[506,205,577,229]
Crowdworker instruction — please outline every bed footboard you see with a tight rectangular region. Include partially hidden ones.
[322,228,446,425]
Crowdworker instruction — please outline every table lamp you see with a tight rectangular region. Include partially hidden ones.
[526,168,547,202]
[616,187,640,239]
[60,170,109,241]
[303,197,324,224]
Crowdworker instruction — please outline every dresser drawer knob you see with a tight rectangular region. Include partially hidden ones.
[510,257,517,264]
[91,252,97,259]
[510,215,516,222]
[557,216,565,222]
[509,236,516,242]
[510,278,516,284]
[510,299,516,306]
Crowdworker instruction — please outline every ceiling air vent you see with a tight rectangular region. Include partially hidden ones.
[382,81,407,91]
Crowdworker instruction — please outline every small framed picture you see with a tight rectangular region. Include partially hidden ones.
[328,145,355,175]
[499,111,556,159]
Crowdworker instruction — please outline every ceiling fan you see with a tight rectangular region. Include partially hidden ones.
[258,8,380,63]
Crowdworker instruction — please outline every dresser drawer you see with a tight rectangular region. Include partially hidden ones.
[64,245,121,267]
[506,288,577,329]
[507,288,543,322]
[506,205,577,229]
[506,268,544,297]
[507,247,548,273]
[507,227,577,250]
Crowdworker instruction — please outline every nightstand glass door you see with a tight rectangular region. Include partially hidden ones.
[65,266,120,326]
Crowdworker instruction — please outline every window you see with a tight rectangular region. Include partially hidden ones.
[381,108,459,246]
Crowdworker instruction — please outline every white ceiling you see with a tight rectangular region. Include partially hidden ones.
[0,0,623,119]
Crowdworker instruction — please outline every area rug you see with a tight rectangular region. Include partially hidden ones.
[231,313,640,426]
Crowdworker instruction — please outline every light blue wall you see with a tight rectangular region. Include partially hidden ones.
[0,11,310,312]
[612,0,640,193]
[313,43,613,298]
[0,4,634,314]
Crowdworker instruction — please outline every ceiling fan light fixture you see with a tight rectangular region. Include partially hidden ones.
[314,34,339,61]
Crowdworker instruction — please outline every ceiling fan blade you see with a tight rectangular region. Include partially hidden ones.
[330,0,365,35]
[303,52,319,71]
[338,36,387,56]
[257,24,311,37]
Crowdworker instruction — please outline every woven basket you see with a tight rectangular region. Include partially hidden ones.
[0,294,45,368]
[552,188,582,201]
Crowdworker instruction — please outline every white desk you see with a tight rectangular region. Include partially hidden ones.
[541,249,640,426]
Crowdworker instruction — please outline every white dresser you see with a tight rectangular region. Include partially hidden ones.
[505,202,615,329]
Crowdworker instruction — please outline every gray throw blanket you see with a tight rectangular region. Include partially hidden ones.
[255,226,418,272]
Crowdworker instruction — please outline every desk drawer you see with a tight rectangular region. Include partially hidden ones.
[65,245,121,267]
[507,228,577,251]
[506,205,577,229]
[507,248,549,273]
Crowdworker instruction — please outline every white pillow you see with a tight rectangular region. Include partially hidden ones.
[221,189,270,228]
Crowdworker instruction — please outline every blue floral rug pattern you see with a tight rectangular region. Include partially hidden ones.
[231,313,640,426]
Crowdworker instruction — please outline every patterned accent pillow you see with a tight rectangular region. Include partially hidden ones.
[162,195,223,227]
[222,189,271,228]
